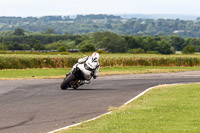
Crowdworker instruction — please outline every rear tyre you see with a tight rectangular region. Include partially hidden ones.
[60,74,75,90]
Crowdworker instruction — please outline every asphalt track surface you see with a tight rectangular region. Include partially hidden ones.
[0,71,200,133]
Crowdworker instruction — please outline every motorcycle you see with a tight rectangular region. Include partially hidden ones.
[60,63,94,90]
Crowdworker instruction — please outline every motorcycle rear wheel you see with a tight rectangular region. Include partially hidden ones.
[60,74,75,90]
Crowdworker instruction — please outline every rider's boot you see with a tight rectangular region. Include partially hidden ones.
[79,80,85,86]
[84,80,90,84]
[79,80,90,86]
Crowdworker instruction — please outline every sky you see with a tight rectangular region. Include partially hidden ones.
[0,0,200,17]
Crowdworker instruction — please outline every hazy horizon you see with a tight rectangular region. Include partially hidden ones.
[1,0,200,17]
[0,13,198,18]
[0,14,198,21]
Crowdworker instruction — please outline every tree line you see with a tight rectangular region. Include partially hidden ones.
[0,28,198,54]
[1,15,200,37]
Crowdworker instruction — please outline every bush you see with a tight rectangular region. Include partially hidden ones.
[146,51,160,54]
[182,45,196,54]
[80,43,95,52]
[128,48,145,54]
[33,43,46,50]
[96,49,107,54]
[0,43,6,50]
[57,46,67,52]
[157,40,175,54]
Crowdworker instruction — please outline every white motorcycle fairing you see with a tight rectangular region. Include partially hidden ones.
[76,63,93,81]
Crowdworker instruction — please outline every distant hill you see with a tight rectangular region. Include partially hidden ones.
[119,14,199,20]
[1,14,200,37]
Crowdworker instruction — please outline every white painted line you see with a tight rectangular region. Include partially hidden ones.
[124,86,156,105]
[48,111,112,133]
[47,82,192,133]
[124,83,185,105]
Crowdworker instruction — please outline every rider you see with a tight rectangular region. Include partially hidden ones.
[70,52,100,85]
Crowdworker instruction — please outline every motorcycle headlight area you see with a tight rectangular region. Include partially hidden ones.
[84,63,95,71]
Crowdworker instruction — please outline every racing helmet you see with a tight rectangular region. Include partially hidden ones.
[85,52,99,70]
[91,52,100,62]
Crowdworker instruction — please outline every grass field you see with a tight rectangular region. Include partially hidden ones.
[0,53,200,79]
[1,53,200,69]
[0,66,200,79]
[57,83,200,133]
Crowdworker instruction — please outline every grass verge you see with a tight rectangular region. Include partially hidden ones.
[0,66,200,79]
[56,83,200,133]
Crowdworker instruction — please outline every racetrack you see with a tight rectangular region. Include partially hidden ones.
[0,71,200,133]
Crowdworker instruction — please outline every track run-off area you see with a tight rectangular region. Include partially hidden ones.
[0,71,200,133]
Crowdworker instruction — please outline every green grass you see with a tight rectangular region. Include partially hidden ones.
[57,83,200,133]
[0,68,70,79]
[0,66,199,79]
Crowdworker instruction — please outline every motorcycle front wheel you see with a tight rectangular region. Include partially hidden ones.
[60,74,75,90]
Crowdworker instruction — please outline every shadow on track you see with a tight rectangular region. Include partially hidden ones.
[65,88,114,91]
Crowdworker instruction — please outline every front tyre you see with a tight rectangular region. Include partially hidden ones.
[60,74,75,90]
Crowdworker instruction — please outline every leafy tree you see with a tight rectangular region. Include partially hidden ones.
[80,43,95,52]
[45,40,75,50]
[0,31,13,36]
[93,32,127,53]
[7,43,26,50]
[2,15,200,37]
[57,46,67,52]
[19,44,31,50]
[157,40,175,54]
[182,44,196,54]
[45,40,66,50]
[0,43,6,50]
[146,24,155,34]
[74,35,89,45]
[124,36,140,50]
[27,38,40,48]
[184,38,200,52]
[105,24,112,29]
[33,43,45,50]
[45,28,56,34]
[13,28,25,36]
[170,36,185,51]
[142,36,159,51]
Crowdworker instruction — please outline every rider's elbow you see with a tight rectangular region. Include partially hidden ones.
[78,59,83,64]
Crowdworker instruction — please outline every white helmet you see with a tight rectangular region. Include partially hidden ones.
[91,52,100,62]
[85,52,99,70]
